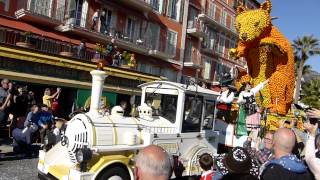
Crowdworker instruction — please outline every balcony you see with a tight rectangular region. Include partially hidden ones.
[201,41,217,55]
[184,51,202,69]
[198,13,238,37]
[57,14,150,55]
[15,0,64,27]
[0,27,103,63]
[186,20,205,38]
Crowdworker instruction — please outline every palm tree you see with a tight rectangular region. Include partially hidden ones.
[294,56,312,77]
[292,35,320,103]
[301,79,320,109]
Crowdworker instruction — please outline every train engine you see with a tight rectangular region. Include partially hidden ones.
[37,70,220,180]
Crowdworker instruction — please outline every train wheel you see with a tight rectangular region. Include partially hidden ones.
[97,166,130,180]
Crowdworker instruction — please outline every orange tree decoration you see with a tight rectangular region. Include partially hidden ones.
[230,0,295,115]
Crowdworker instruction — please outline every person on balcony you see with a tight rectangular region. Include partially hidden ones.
[91,9,100,31]
[77,39,86,59]
[112,51,122,67]
[100,10,107,34]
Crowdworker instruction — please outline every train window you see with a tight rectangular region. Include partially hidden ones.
[203,100,216,130]
[182,94,203,133]
[145,93,178,123]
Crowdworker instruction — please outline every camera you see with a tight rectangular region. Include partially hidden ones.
[309,117,320,126]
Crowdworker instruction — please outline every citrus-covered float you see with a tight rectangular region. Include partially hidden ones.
[229,0,303,132]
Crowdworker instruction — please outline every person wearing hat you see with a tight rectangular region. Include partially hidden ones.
[216,82,235,124]
[214,147,259,180]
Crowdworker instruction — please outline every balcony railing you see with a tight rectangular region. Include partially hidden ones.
[15,0,66,25]
[198,13,238,37]
[58,11,170,59]
[184,50,202,68]
[0,27,104,62]
[186,19,205,38]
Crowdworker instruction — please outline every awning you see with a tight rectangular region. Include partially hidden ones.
[0,16,95,49]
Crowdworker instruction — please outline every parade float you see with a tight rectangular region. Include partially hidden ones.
[229,0,304,133]
[37,68,222,180]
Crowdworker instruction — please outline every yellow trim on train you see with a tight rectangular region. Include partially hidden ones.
[89,154,133,173]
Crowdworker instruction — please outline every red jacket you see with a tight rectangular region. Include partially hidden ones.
[200,170,214,180]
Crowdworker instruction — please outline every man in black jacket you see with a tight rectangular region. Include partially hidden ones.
[260,128,313,180]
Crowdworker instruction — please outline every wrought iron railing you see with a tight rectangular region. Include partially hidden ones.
[16,0,66,22]
[0,27,104,62]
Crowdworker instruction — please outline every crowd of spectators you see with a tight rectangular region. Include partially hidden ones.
[135,108,320,180]
[0,78,65,157]
[1,77,320,180]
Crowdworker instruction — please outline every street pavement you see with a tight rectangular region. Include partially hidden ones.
[0,133,39,180]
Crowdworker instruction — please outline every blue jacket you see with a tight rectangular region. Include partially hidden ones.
[34,111,53,126]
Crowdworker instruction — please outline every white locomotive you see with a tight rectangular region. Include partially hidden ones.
[37,70,221,180]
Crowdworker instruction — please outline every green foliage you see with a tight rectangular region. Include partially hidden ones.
[122,51,132,64]
[292,35,320,102]
[95,43,105,54]
[301,79,320,109]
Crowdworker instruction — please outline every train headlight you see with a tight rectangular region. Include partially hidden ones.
[76,147,92,172]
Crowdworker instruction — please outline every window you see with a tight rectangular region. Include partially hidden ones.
[221,10,227,26]
[230,16,236,32]
[167,0,178,20]
[218,35,225,54]
[99,8,115,34]
[56,0,66,21]
[138,63,146,73]
[203,59,211,80]
[29,0,53,17]
[205,27,217,50]
[229,40,236,49]
[166,30,178,56]
[161,69,177,82]
[182,95,203,133]
[126,17,139,41]
[150,0,159,11]
[1,0,9,12]
[185,40,192,62]
[70,0,88,27]
[214,63,231,81]
[148,23,160,50]
[105,9,113,29]
[151,66,161,76]
[203,100,216,130]
[208,3,216,19]
[145,92,178,123]
[187,7,198,28]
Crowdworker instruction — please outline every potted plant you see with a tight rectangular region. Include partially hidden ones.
[120,51,131,69]
[16,31,33,48]
[91,43,106,65]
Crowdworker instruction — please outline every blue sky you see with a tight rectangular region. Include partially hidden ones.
[258,0,320,72]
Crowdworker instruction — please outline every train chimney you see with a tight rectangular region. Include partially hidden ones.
[89,70,107,115]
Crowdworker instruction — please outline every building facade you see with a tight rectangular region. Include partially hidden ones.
[0,0,259,116]
[182,0,260,86]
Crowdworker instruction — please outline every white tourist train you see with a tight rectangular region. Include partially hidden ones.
[37,69,224,180]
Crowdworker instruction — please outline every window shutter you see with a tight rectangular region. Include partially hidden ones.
[167,0,172,17]
[56,0,66,21]
[178,0,184,22]
[159,0,164,14]
[80,0,88,28]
